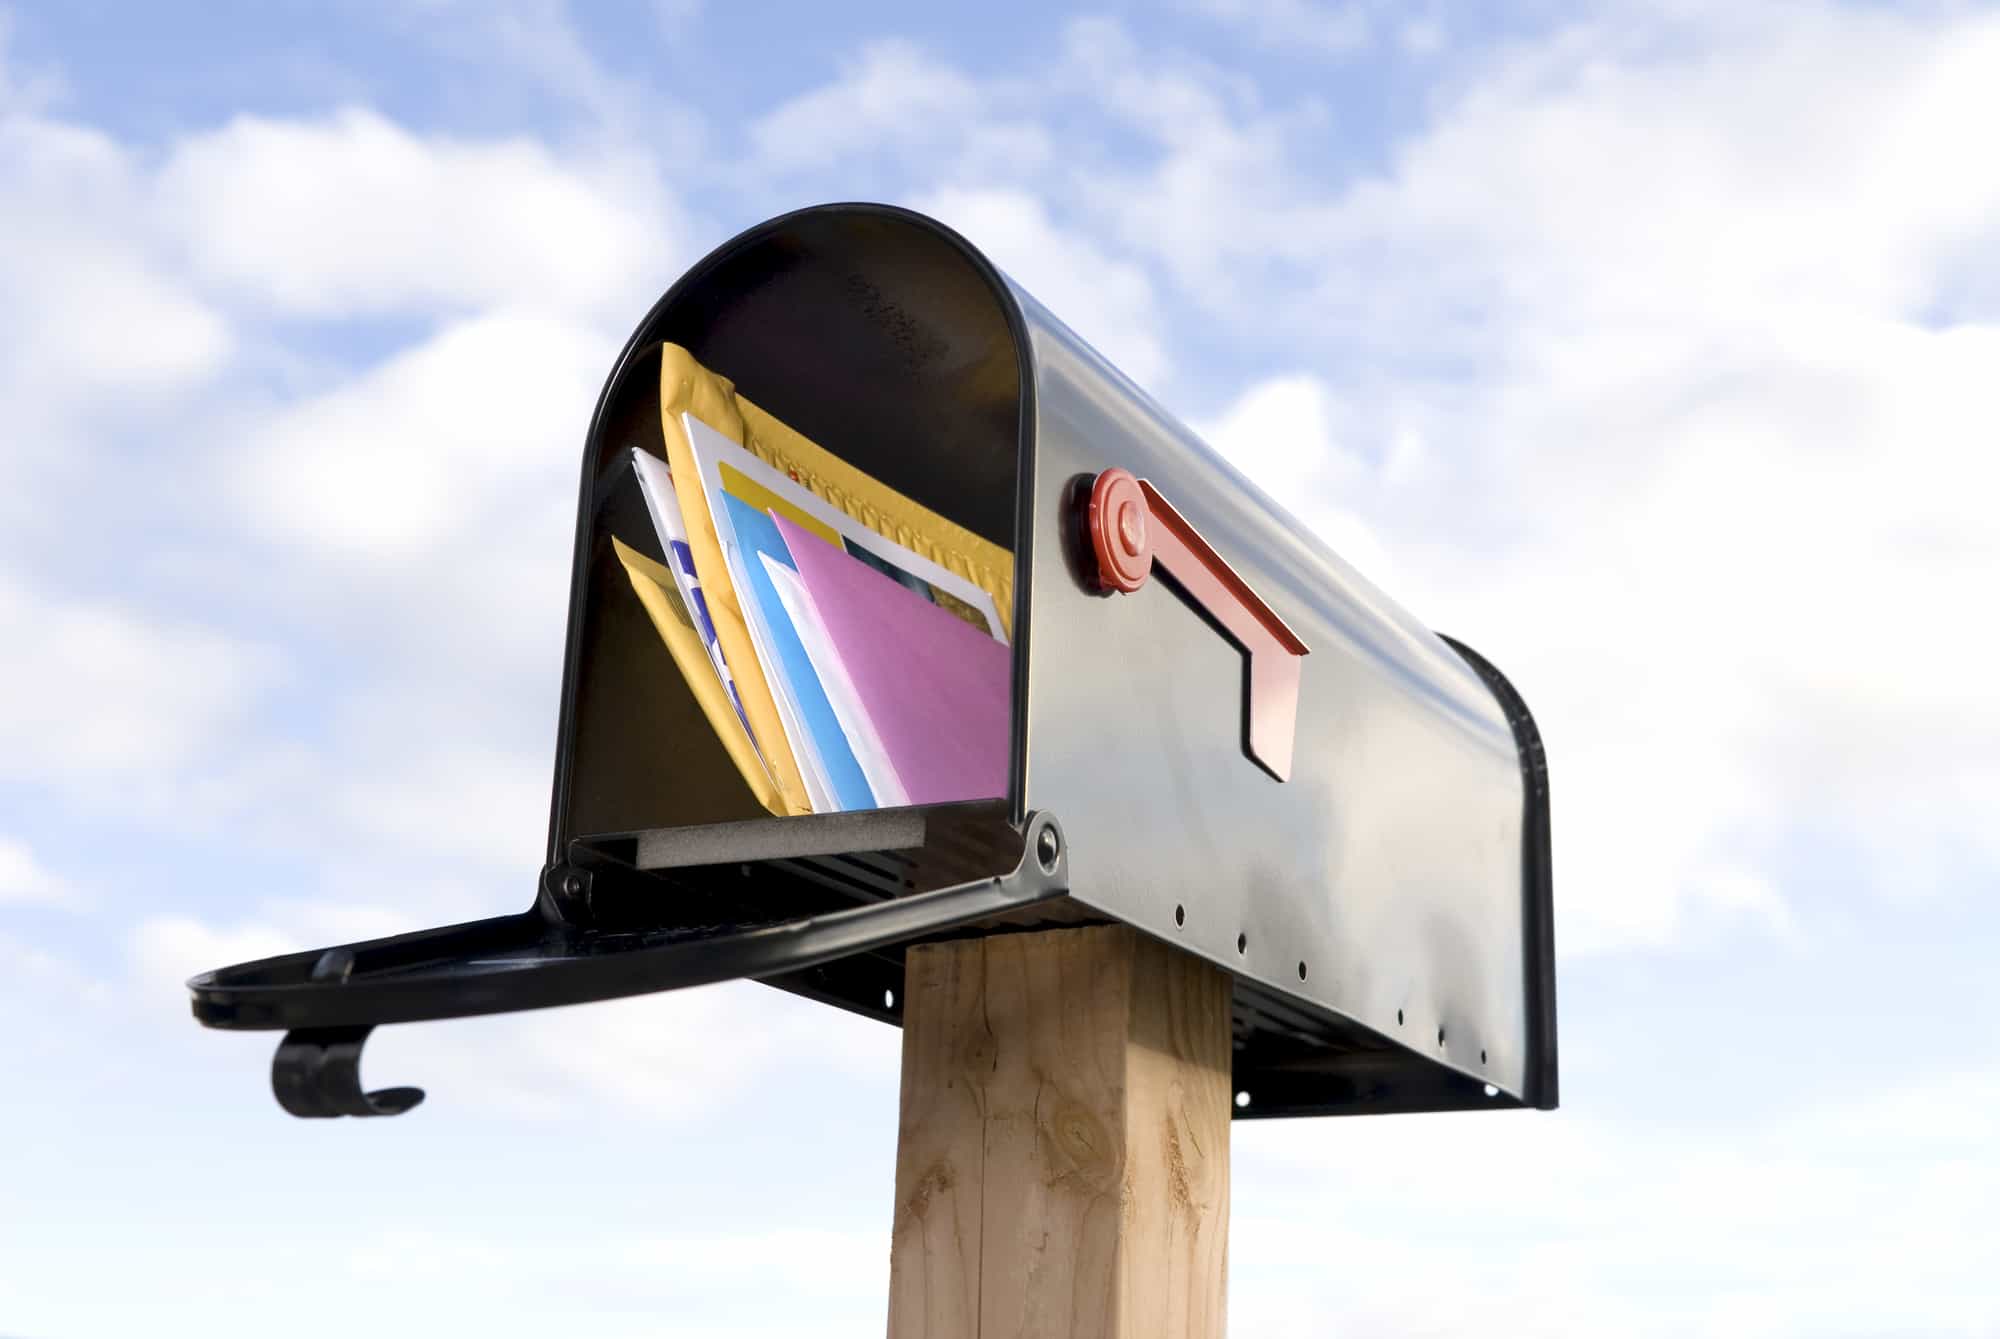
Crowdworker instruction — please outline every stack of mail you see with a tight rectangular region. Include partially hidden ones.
[612,345,1013,817]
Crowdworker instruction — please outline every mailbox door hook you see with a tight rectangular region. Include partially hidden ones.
[272,1025,425,1118]
[1084,468,1309,781]
[270,950,425,1117]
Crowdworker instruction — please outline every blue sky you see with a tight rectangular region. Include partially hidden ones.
[2,1,1997,1335]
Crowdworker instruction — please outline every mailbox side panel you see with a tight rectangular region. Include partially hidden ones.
[1013,287,1539,1104]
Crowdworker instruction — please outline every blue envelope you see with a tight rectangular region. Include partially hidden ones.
[722,492,877,811]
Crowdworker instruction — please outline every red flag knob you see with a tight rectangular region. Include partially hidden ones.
[1088,467,1152,593]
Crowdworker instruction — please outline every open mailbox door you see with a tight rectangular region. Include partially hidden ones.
[188,203,1556,1121]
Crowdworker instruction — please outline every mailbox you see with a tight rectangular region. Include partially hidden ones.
[188,203,1556,1121]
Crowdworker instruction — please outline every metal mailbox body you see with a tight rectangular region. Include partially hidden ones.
[188,203,1555,1120]
[1019,302,1553,1116]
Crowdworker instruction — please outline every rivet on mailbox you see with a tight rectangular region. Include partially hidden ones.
[186,202,1556,1122]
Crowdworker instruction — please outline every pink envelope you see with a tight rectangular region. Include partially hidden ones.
[771,512,1011,806]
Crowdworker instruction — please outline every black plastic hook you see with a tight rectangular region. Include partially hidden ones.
[271,1025,425,1118]
[268,950,423,1117]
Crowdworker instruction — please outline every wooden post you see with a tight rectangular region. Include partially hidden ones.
[888,925,1233,1339]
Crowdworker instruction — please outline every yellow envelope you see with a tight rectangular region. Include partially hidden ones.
[611,537,782,817]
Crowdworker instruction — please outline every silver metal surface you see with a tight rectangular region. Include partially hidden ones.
[1013,283,1532,1102]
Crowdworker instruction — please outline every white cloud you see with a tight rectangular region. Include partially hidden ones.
[743,39,1056,199]
[0,932,112,1041]
[342,1222,885,1301]
[376,980,896,1124]
[0,55,722,928]
[155,107,682,320]
[0,92,241,759]
[0,112,231,408]
[326,741,552,877]
[1401,16,1446,56]
[0,835,70,905]
[1196,373,1403,587]
[228,307,609,561]
[1231,1070,2000,1336]
[1293,8,2000,341]
[748,40,988,173]
[0,85,644,899]
[1041,20,1331,329]
[128,914,296,999]
[0,571,275,785]
[189,307,606,878]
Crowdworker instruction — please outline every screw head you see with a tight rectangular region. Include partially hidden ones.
[1036,826,1061,873]
[560,871,585,899]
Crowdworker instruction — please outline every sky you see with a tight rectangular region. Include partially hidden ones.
[1,0,1997,1334]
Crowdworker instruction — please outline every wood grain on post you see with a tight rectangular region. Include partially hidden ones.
[888,925,1233,1339]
